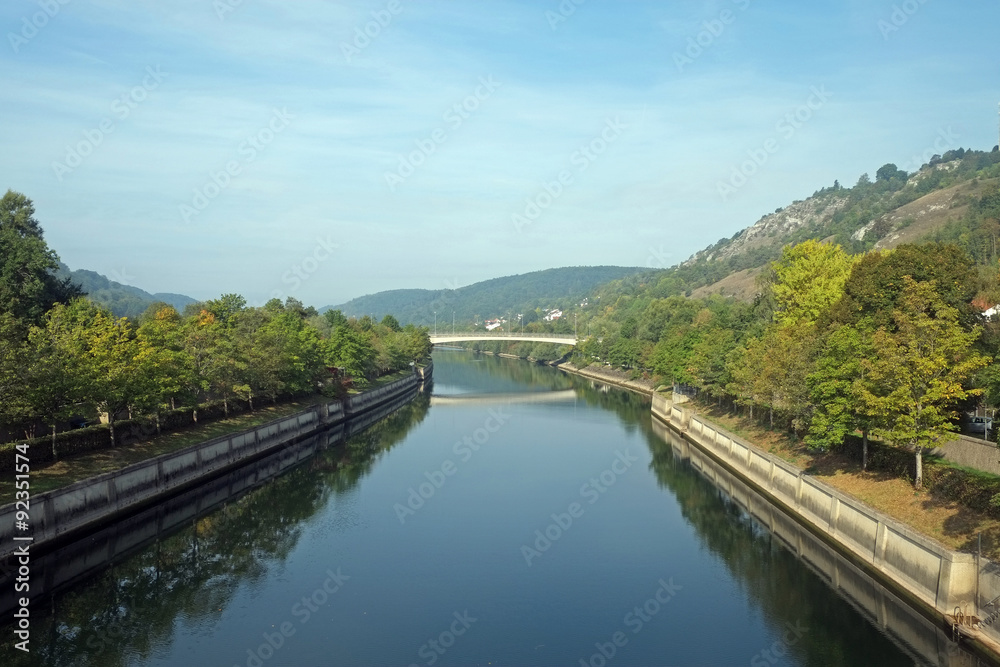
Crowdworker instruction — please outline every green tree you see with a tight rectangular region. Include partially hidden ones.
[380,314,401,332]
[0,190,82,323]
[22,302,91,453]
[856,278,988,487]
[805,324,880,467]
[325,325,376,383]
[0,313,28,429]
[324,309,348,328]
[769,240,855,326]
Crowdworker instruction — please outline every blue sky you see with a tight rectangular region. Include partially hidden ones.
[1,0,997,308]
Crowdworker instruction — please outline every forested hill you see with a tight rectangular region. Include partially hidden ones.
[55,263,196,318]
[325,266,650,327]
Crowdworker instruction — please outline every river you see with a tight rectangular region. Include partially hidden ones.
[1,349,986,666]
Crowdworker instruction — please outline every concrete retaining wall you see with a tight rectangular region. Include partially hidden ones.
[932,435,1000,476]
[651,419,973,666]
[653,401,979,617]
[0,368,429,558]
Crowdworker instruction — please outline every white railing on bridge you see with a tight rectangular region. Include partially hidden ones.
[429,332,578,344]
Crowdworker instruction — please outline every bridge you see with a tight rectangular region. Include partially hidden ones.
[429,333,578,345]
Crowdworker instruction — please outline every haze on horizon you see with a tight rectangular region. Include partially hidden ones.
[2,0,997,308]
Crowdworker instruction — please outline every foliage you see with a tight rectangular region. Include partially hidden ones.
[0,190,82,323]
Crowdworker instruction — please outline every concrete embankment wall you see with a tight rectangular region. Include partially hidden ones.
[652,394,980,617]
[931,435,1000,476]
[556,362,655,395]
[0,367,430,559]
[650,419,971,666]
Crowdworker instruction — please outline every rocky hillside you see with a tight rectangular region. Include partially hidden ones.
[680,149,1000,300]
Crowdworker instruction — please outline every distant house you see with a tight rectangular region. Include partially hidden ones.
[544,309,563,322]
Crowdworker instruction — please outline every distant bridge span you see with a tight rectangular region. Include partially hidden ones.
[430,333,578,345]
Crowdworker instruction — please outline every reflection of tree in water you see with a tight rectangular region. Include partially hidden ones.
[321,391,430,495]
[643,430,931,667]
[8,395,431,667]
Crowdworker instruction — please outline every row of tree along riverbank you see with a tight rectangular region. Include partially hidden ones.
[0,365,431,559]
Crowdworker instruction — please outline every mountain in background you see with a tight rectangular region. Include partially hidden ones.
[324,266,651,327]
[56,263,197,318]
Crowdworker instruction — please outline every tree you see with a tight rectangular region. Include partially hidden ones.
[876,163,907,183]
[380,314,401,332]
[855,278,988,487]
[22,302,91,454]
[769,240,855,326]
[324,309,348,328]
[325,325,376,383]
[0,190,83,323]
[137,304,194,411]
[0,313,28,429]
[805,324,880,467]
[831,243,978,329]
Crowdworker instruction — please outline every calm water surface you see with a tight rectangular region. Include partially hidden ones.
[3,350,977,666]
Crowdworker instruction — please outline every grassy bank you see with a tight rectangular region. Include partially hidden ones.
[692,400,1000,560]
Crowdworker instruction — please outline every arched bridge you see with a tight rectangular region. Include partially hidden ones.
[429,333,578,345]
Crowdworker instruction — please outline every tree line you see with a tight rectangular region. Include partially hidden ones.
[0,190,431,447]
[574,233,1000,488]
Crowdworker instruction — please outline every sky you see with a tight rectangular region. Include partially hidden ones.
[1,0,998,309]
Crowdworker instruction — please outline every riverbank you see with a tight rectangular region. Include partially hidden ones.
[695,400,1000,561]
[0,367,430,558]
[655,395,1000,660]
[553,361,657,395]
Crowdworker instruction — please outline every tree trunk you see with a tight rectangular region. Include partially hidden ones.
[51,424,57,462]
[109,417,116,448]
[914,446,923,489]
[170,396,176,411]
[769,408,773,430]
[862,430,868,471]
[193,408,198,423]
[155,412,161,436]
[223,397,229,418]
[248,394,254,412]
